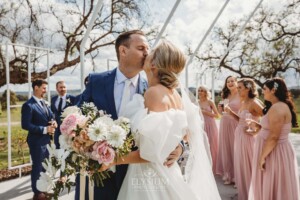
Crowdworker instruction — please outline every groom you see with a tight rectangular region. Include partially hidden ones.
[76,30,183,200]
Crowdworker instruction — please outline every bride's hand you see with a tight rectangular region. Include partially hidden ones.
[164,144,183,168]
[98,161,116,172]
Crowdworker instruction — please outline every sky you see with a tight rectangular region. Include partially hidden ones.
[1,0,298,94]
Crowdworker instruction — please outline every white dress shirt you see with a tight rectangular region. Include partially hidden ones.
[55,94,67,110]
[114,68,139,115]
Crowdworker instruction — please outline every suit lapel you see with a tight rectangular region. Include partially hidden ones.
[51,96,58,112]
[105,69,118,119]
[32,97,49,121]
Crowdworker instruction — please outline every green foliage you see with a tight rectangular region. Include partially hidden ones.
[195,1,300,88]
[1,89,18,111]
[0,125,30,170]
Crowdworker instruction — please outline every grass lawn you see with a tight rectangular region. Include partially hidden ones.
[0,101,24,124]
[0,125,30,170]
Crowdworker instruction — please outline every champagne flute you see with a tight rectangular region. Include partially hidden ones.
[48,118,55,142]
[218,100,224,113]
[48,118,55,127]
[245,113,253,132]
[223,99,229,114]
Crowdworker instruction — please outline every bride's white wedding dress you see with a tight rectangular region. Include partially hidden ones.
[118,90,221,200]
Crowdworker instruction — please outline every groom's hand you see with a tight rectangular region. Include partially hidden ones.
[164,144,183,168]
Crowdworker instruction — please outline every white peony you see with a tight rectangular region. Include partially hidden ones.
[106,125,127,148]
[36,172,54,192]
[87,118,109,141]
[61,106,81,118]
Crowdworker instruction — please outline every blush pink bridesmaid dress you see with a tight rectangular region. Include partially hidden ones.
[202,104,219,174]
[248,113,300,200]
[216,95,240,183]
[234,110,257,200]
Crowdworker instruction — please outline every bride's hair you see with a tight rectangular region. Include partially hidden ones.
[151,40,186,89]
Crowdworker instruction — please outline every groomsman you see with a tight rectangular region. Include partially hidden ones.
[51,81,76,149]
[21,79,56,200]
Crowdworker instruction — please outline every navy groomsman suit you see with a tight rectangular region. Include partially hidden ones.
[51,94,76,148]
[21,79,56,199]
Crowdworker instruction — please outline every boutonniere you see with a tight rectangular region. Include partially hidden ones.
[44,101,50,107]
[66,98,71,104]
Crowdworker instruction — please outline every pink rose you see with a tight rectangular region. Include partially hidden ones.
[92,141,115,165]
[60,114,87,136]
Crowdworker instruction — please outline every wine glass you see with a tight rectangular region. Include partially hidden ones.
[48,118,55,127]
[222,99,229,114]
[218,100,224,113]
[245,113,253,132]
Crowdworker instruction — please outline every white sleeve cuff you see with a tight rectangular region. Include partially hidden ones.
[43,127,48,134]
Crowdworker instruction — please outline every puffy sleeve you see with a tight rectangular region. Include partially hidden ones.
[124,94,188,164]
[138,110,187,164]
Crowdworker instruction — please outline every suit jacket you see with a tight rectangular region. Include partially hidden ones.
[79,68,147,120]
[21,97,54,146]
[51,94,76,126]
[78,68,147,196]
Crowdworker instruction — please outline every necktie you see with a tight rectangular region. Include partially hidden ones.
[119,79,131,116]
[40,100,49,117]
[57,97,63,113]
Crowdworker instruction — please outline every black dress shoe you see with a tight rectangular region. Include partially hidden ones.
[33,192,47,200]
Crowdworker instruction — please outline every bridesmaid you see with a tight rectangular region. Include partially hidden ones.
[198,85,219,174]
[216,76,241,185]
[226,78,263,200]
[248,77,300,200]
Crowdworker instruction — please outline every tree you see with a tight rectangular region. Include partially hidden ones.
[1,89,18,110]
[193,0,300,87]
[0,0,157,87]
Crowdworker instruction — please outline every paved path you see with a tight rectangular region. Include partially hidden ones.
[0,133,299,200]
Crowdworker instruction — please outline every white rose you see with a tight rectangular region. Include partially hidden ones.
[61,106,81,118]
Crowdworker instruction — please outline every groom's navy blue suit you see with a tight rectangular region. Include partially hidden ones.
[75,68,148,200]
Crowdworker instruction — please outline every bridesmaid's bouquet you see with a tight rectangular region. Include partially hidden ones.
[36,102,133,200]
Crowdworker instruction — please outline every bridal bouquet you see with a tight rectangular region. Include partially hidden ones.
[36,102,133,200]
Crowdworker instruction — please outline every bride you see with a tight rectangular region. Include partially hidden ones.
[102,40,221,200]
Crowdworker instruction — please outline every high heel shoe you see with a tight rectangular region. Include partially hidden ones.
[224,180,232,185]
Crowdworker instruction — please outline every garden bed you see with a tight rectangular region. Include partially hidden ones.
[0,166,31,182]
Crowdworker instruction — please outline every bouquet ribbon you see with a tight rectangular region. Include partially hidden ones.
[80,170,94,200]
